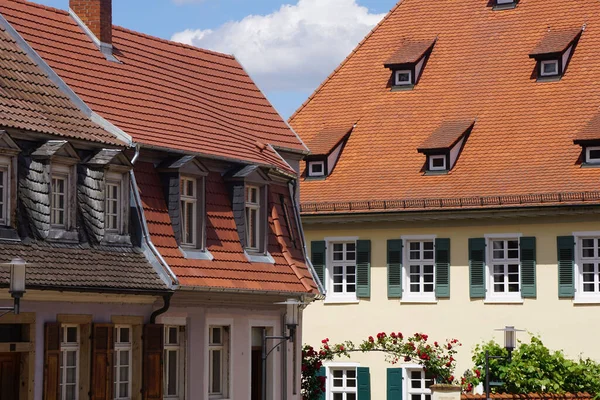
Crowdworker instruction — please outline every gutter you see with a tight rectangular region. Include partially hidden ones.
[130,145,180,288]
[150,293,173,324]
[288,182,326,297]
[178,284,312,297]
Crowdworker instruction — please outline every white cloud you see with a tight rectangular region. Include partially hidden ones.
[171,0,385,93]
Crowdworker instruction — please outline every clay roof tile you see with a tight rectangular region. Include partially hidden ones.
[306,126,353,156]
[384,38,436,67]
[530,28,583,57]
[418,120,475,152]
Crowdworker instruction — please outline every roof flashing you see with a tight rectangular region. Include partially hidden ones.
[68,7,120,63]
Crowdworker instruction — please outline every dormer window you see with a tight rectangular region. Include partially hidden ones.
[586,147,600,164]
[180,176,198,246]
[305,126,354,179]
[245,185,261,250]
[105,172,125,234]
[384,38,436,90]
[51,168,69,228]
[493,0,518,10]
[418,120,475,174]
[308,161,326,177]
[574,114,600,167]
[530,27,583,81]
[0,133,19,229]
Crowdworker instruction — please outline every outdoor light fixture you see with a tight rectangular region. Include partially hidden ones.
[0,257,27,315]
[485,326,524,400]
[262,298,305,400]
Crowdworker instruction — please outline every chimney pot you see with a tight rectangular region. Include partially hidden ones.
[70,0,112,45]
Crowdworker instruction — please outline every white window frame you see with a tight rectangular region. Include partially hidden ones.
[573,231,600,303]
[327,365,358,400]
[180,176,198,247]
[485,234,522,302]
[428,155,447,171]
[404,366,433,400]
[164,325,185,400]
[208,326,229,399]
[325,237,359,303]
[245,185,261,252]
[105,172,124,234]
[540,59,559,77]
[0,157,11,226]
[114,325,132,400]
[51,166,71,229]
[394,70,412,86]
[496,0,514,4]
[308,161,326,177]
[585,146,600,164]
[60,324,80,400]
[402,235,437,302]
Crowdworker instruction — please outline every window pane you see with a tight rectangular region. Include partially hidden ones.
[120,382,128,397]
[120,350,129,366]
[212,327,222,344]
[212,350,221,393]
[168,350,178,395]
[168,327,178,345]
[334,394,343,400]
[347,395,357,400]
[119,327,130,343]
[119,365,129,381]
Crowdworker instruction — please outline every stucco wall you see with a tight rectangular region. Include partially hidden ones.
[302,212,600,399]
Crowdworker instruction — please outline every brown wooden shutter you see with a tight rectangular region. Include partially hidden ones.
[142,324,164,400]
[43,322,61,400]
[91,324,114,400]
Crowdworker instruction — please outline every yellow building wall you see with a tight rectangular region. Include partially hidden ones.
[302,213,600,399]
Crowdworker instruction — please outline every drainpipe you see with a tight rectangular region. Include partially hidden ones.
[150,293,172,324]
[282,312,288,400]
[130,144,179,287]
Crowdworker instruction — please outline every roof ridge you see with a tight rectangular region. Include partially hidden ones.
[113,25,236,61]
[288,0,404,122]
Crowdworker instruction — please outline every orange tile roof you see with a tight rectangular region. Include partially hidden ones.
[306,126,353,156]
[530,28,583,56]
[289,0,600,213]
[0,25,121,145]
[384,38,436,67]
[574,113,600,143]
[418,120,474,152]
[0,0,306,172]
[135,163,317,293]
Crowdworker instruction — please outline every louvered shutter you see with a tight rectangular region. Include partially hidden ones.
[387,368,403,400]
[142,324,164,400]
[469,238,486,298]
[316,367,326,400]
[387,240,403,298]
[357,367,371,400]
[91,324,114,400]
[435,238,451,298]
[557,236,575,298]
[520,237,537,298]
[43,323,61,400]
[311,241,327,291]
[356,240,371,298]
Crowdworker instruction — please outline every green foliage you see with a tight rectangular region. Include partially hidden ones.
[464,336,600,395]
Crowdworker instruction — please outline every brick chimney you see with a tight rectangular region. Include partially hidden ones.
[69,0,112,45]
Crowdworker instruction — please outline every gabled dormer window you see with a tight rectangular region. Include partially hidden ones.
[51,166,70,228]
[305,126,354,179]
[418,120,475,174]
[0,131,20,229]
[180,176,198,246]
[245,185,261,251]
[384,38,436,90]
[529,27,583,81]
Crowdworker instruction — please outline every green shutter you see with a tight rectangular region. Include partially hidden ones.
[469,238,486,298]
[387,368,403,400]
[520,237,537,298]
[311,241,326,291]
[387,240,403,298]
[356,240,371,298]
[435,238,451,298]
[316,367,326,400]
[557,236,575,298]
[357,367,371,400]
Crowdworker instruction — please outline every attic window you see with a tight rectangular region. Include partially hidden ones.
[384,39,436,90]
[308,161,325,177]
[305,126,354,178]
[586,147,600,164]
[529,28,583,81]
[493,0,518,10]
[418,120,475,174]
[574,114,600,166]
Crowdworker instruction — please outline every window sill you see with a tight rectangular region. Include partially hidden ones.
[483,298,524,304]
[180,247,214,261]
[573,297,600,305]
[0,227,19,241]
[102,233,132,246]
[536,75,562,83]
[47,229,79,243]
[244,251,275,264]
[391,84,415,92]
[400,298,438,304]
[323,297,360,305]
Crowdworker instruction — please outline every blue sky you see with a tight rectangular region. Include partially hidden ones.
[33,0,392,119]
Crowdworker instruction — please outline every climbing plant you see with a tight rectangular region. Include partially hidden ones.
[301,332,462,400]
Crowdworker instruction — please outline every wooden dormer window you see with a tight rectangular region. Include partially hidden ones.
[529,27,583,81]
[384,38,436,90]
[418,120,475,174]
[305,126,354,179]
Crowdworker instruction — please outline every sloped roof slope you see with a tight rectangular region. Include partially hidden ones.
[135,163,317,293]
[0,0,307,171]
[289,0,600,213]
[0,24,121,145]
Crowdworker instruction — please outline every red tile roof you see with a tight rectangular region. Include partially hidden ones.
[135,163,317,293]
[0,25,121,145]
[530,28,583,57]
[418,120,474,152]
[0,0,306,172]
[384,38,436,67]
[289,0,600,213]
[306,126,353,156]
[574,113,600,143]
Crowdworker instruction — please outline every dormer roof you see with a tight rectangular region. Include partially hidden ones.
[306,126,354,156]
[384,38,436,68]
[574,113,600,144]
[418,120,475,153]
[529,28,583,57]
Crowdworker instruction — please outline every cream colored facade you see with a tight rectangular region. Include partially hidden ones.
[302,209,600,400]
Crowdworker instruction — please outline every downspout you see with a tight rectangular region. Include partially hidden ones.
[150,293,172,323]
[130,144,180,287]
[282,313,288,400]
[288,181,326,295]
